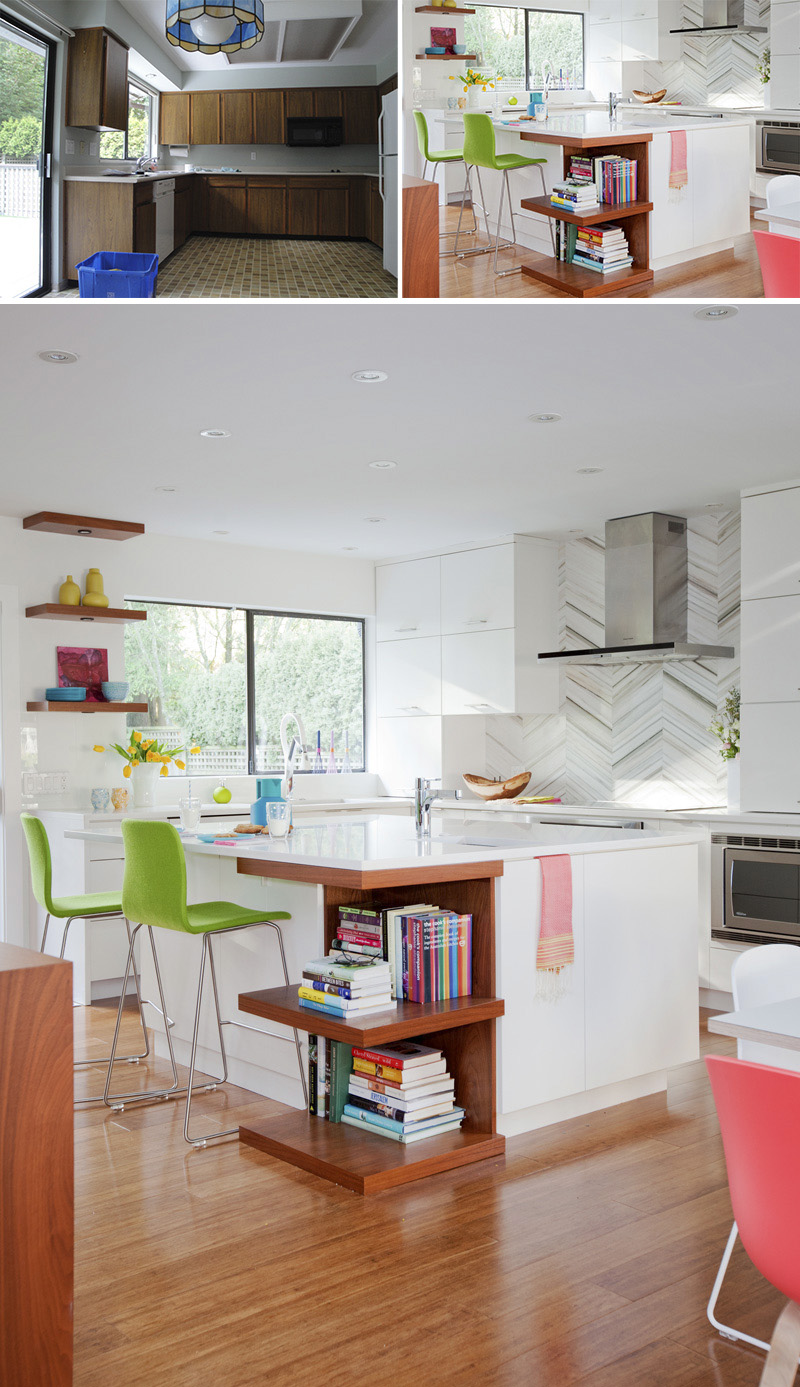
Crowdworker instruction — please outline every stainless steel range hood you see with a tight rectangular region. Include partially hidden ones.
[671,0,767,36]
[538,513,735,666]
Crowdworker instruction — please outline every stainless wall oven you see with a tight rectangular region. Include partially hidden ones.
[712,833,800,944]
[759,121,800,175]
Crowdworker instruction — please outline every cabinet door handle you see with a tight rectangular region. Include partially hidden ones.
[401,704,424,713]
[470,702,496,711]
[466,618,488,625]
[395,625,419,632]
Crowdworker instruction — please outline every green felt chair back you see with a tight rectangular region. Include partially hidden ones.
[463,113,499,170]
[413,110,431,161]
[121,819,191,934]
[21,813,55,913]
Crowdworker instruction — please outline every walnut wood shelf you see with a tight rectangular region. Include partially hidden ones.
[26,701,148,714]
[239,869,505,1193]
[520,256,654,297]
[25,604,147,623]
[415,5,475,11]
[23,511,145,540]
[415,52,477,59]
[520,194,653,226]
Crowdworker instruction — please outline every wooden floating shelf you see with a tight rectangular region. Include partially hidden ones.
[26,702,148,714]
[25,604,147,623]
[416,6,475,12]
[239,985,504,1046]
[415,52,477,59]
[23,511,145,541]
[520,256,654,297]
[520,194,654,226]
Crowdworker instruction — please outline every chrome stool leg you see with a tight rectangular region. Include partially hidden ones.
[104,923,182,1111]
[439,158,477,255]
[707,1221,774,1355]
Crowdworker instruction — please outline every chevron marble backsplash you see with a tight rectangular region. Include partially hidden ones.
[640,0,770,107]
[484,510,741,809]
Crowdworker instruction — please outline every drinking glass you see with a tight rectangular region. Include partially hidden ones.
[267,802,290,839]
[178,796,201,833]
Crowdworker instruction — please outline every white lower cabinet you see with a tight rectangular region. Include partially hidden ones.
[650,130,695,260]
[741,702,800,812]
[692,125,751,247]
[376,636,441,718]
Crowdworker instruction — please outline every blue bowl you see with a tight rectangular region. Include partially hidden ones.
[426,46,446,54]
[452,44,466,54]
[46,686,86,700]
[101,681,129,702]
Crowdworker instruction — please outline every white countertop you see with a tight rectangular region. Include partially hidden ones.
[63,167,378,185]
[440,110,751,137]
[65,811,701,872]
[754,201,800,227]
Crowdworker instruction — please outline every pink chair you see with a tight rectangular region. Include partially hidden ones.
[706,1055,800,1385]
[753,229,800,299]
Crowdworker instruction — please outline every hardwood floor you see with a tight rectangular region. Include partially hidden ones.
[72,1004,781,1386]
[438,207,766,299]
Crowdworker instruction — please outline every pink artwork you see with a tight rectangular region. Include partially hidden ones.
[431,25,456,51]
[57,646,108,702]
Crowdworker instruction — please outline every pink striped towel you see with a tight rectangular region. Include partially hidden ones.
[669,129,688,199]
[536,854,573,1000]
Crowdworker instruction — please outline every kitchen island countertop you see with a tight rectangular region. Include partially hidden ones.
[63,167,379,185]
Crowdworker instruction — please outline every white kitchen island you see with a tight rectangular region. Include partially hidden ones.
[66,813,701,1188]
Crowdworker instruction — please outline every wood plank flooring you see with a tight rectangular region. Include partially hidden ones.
[72,1005,782,1386]
[438,207,766,299]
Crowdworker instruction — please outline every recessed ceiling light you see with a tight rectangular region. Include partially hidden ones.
[342,546,358,551]
[213,529,229,535]
[576,467,604,475]
[364,516,386,524]
[200,428,231,439]
[694,306,738,321]
[351,370,388,384]
[37,350,78,364]
[368,459,397,470]
[529,412,562,424]
[155,485,178,493]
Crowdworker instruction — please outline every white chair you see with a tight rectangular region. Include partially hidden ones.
[707,944,800,1355]
[766,175,800,241]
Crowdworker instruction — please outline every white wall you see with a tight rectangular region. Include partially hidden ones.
[0,517,375,811]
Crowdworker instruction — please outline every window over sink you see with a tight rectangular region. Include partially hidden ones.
[99,78,155,161]
[124,600,365,777]
[463,6,585,93]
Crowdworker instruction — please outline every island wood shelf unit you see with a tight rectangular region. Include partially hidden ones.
[517,130,654,298]
[26,701,148,713]
[415,52,478,59]
[415,5,475,12]
[23,511,145,540]
[238,863,505,1193]
[25,604,147,623]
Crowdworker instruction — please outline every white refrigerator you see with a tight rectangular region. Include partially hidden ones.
[379,89,398,278]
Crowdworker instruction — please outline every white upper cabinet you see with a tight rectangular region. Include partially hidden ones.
[589,0,678,65]
[376,556,441,642]
[440,543,516,635]
[740,596,800,703]
[589,0,622,22]
[376,636,441,719]
[741,486,800,600]
[740,702,800,813]
[442,629,518,715]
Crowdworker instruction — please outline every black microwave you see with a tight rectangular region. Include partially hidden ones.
[286,116,343,148]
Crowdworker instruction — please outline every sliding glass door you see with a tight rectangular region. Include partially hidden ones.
[0,12,55,298]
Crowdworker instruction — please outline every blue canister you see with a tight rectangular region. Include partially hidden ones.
[528,91,544,117]
[250,777,283,826]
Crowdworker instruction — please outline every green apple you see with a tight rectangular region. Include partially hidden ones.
[213,784,232,804]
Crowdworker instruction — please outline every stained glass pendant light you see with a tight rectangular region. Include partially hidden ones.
[166,2,264,54]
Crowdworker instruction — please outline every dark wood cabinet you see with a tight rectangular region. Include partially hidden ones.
[248,179,286,235]
[343,87,378,145]
[285,90,315,119]
[206,177,248,234]
[66,27,129,132]
[287,184,318,236]
[159,92,190,146]
[368,176,383,248]
[318,186,349,237]
[174,186,192,250]
[314,89,343,118]
[191,91,220,145]
[253,89,284,144]
[287,178,350,238]
[349,177,368,239]
[133,197,156,254]
[221,90,254,144]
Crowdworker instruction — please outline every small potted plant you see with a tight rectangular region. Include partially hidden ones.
[756,47,770,108]
[709,687,740,808]
[94,731,201,808]
[457,68,496,110]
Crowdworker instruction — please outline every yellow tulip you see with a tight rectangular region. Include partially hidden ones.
[93,744,105,753]
[160,765,169,776]
[190,746,201,754]
[174,760,185,770]
[142,739,153,750]
[146,750,157,762]
[123,764,132,778]
[132,730,142,743]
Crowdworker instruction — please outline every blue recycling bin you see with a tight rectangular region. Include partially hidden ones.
[76,251,159,298]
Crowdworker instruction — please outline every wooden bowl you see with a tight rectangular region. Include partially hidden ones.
[462,771,532,802]
[632,88,667,104]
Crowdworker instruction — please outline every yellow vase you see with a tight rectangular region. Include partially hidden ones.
[58,574,81,606]
[82,568,109,608]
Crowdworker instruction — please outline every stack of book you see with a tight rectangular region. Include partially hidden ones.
[573,223,633,275]
[342,1042,465,1143]
[596,154,637,205]
[334,905,386,959]
[569,155,594,183]
[550,178,600,213]
[298,955,394,1020]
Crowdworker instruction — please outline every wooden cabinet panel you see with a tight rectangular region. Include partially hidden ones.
[315,88,343,117]
[192,175,207,233]
[174,186,191,250]
[133,199,156,254]
[402,176,438,297]
[159,92,190,146]
[343,87,378,144]
[63,182,133,280]
[66,27,129,132]
[253,89,284,144]
[287,185,318,236]
[318,186,348,237]
[286,90,314,119]
[348,177,368,238]
[206,179,248,234]
[191,91,221,145]
[248,182,286,235]
[221,90,254,144]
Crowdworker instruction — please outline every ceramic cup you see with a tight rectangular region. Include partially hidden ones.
[111,787,129,813]
[91,787,110,813]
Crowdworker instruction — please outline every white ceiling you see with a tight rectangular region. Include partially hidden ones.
[118,0,395,73]
[3,302,798,560]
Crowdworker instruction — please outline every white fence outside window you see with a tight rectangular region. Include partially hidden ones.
[0,161,39,217]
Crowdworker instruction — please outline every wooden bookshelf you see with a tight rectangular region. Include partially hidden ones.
[415,5,475,12]
[415,52,477,59]
[25,604,147,623]
[26,701,148,713]
[238,869,506,1194]
[518,133,654,298]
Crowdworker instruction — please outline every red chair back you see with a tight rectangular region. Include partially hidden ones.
[753,229,800,298]
[706,1055,800,1303]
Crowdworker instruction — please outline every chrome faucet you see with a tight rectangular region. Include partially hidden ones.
[608,91,622,120]
[414,777,462,837]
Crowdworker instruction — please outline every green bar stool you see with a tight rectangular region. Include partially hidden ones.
[104,819,306,1148]
[454,112,555,278]
[20,813,150,1098]
[413,110,477,252]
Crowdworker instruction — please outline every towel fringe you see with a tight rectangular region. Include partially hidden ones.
[535,963,573,1003]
